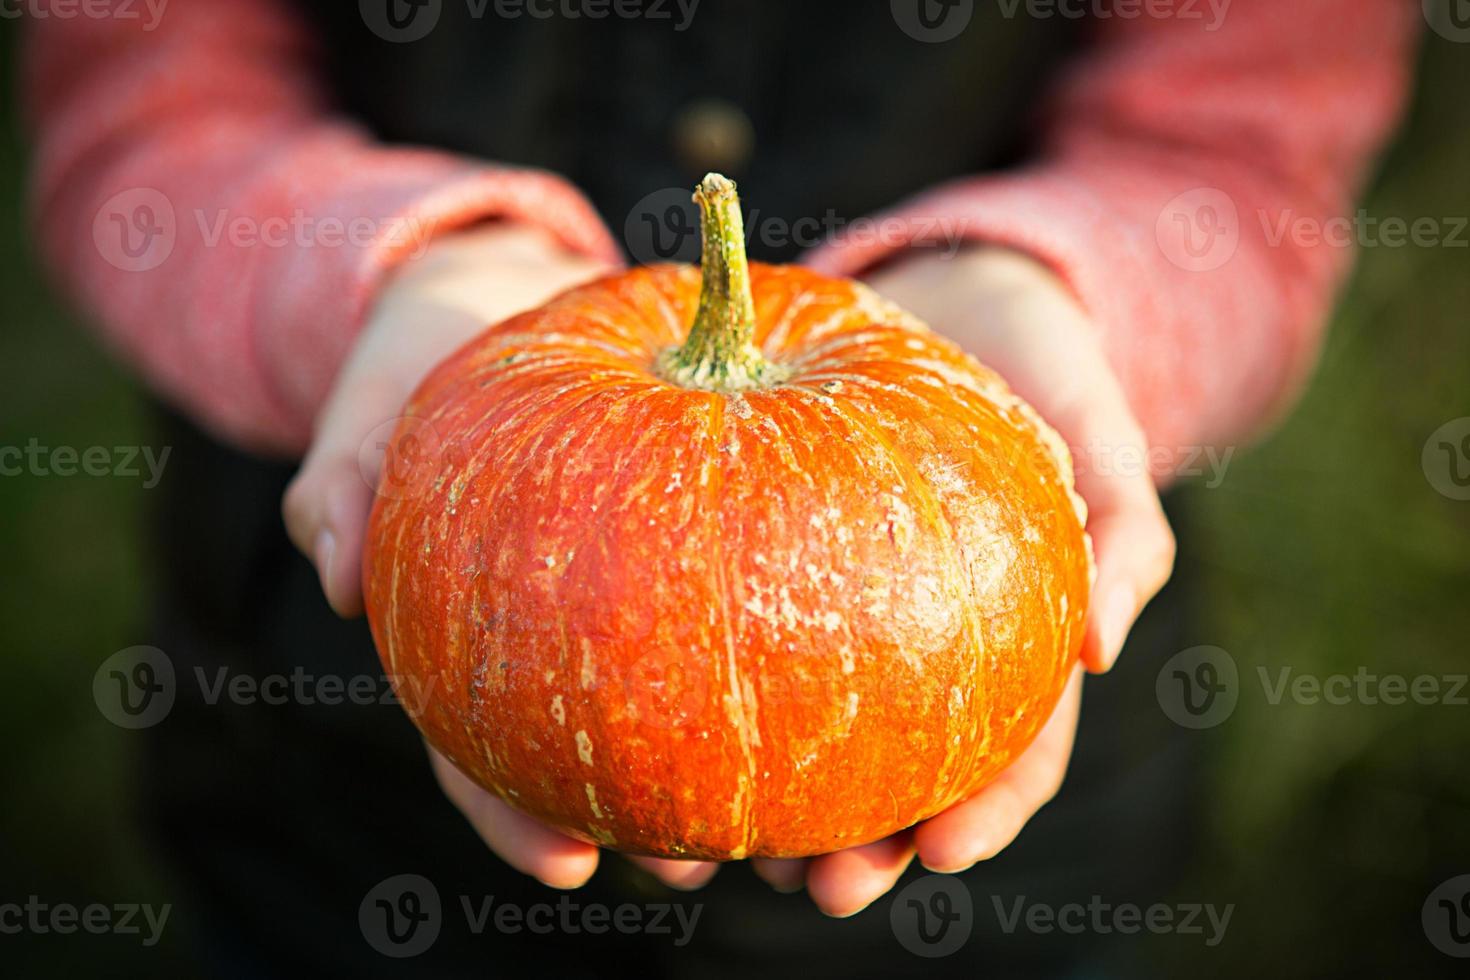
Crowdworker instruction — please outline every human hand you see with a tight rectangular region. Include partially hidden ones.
[749,246,1175,915]
[284,222,613,618]
[282,223,718,891]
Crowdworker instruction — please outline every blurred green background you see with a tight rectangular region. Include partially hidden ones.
[2,18,1468,979]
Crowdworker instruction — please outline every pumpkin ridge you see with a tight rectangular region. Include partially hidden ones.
[704,393,760,858]
[496,382,701,840]
[730,384,956,849]
[813,363,1085,797]
[784,381,990,809]
[426,378,667,799]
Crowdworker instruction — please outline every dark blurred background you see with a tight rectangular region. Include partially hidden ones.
[3,14,1469,979]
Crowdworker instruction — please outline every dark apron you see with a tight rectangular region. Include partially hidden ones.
[143,5,1204,976]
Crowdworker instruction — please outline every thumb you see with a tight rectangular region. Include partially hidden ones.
[283,371,424,618]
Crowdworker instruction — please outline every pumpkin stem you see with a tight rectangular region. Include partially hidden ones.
[658,173,785,392]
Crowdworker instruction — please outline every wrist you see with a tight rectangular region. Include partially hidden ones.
[868,246,1098,350]
[369,221,614,334]
[386,221,588,289]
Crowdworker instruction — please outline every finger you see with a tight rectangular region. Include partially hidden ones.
[283,454,373,618]
[1079,498,1175,672]
[915,668,1082,873]
[1037,369,1175,674]
[626,856,721,891]
[429,748,600,889]
[282,372,412,618]
[805,832,916,919]
[751,857,809,894]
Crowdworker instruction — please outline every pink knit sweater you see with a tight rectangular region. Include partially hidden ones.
[25,0,1419,457]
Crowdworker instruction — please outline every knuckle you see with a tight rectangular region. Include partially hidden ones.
[1153,521,1178,573]
[1142,519,1177,595]
[280,480,306,528]
[280,473,320,546]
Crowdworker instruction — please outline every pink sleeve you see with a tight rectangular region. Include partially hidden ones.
[808,0,1420,460]
[24,0,621,455]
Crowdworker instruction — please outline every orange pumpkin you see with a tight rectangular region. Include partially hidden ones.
[364,175,1091,860]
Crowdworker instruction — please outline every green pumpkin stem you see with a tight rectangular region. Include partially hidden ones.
[659,173,784,392]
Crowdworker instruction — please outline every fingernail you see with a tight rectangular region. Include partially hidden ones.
[1098,589,1134,670]
[824,902,871,920]
[665,881,710,893]
[757,873,805,894]
[662,871,717,892]
[314,529,335,593]
[920,859,977,876]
